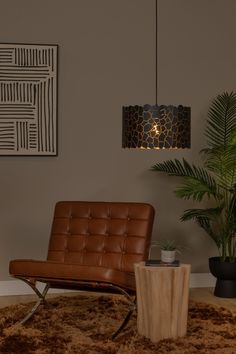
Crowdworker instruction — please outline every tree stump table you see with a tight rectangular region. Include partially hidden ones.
[134,262,191,343]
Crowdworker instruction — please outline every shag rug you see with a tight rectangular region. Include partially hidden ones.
[0,294,235,354]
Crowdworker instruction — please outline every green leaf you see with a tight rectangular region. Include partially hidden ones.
[205,92,236,148]
[175,178,216,201]
[202,133,236,189]
[152,158,218,200]
[181,207,223,222]
[181,207,223,246]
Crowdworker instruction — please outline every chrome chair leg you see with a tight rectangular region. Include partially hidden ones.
[111,300,136,339]
[14,279,135,337]
[16,278,50,325]
[108,284,136,339]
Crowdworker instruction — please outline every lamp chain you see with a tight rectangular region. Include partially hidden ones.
[155,0,158,105]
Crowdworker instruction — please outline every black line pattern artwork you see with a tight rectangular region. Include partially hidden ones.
[0,44,57,155]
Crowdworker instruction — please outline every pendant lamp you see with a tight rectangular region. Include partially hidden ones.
[122,0,191,149]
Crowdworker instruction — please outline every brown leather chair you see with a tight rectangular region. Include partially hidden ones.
[9,201,155,337]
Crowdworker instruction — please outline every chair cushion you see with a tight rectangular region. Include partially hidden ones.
[47,201,155,273]
[9,259,136,291]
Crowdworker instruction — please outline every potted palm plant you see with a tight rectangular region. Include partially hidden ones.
[151,91,236,298]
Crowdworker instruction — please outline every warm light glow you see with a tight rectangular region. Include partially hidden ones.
[140,146,160,150]
[138,146,187,150]
[151,124,160,135]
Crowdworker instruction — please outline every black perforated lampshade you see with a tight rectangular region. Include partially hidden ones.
[122,104,191,149]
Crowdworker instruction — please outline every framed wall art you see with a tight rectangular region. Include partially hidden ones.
[0,43,58,156]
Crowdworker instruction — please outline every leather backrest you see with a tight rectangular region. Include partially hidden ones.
[47,201,155,273]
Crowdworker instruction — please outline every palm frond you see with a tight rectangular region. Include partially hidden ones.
[203,145,236,189]
[152,158,218,200]
[151,158,186,176]
[228,189,236,232]
[181,207,223,246]
[181,206,223,221]
[175,178,217,201]
[201,129,236,189]
[205,92,236,148]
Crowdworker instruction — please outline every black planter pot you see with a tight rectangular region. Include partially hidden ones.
[209,257,236,298]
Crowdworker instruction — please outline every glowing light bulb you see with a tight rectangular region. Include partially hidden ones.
[152,124,160,135]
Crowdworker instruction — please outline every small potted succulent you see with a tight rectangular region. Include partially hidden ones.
[152,239,182,263]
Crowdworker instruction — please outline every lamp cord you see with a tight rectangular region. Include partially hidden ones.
[155,0,158,105]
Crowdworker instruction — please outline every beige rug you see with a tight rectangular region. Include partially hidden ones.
[0,293,235,353]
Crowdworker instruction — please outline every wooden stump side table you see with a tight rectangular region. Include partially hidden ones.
[134,262,191,343]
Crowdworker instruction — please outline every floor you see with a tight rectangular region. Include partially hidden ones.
[0,288,235,311]
[189,287,236,311]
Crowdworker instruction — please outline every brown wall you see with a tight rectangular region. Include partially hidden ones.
[0,0,235,279]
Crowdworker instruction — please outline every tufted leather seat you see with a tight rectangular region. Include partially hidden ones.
[10,201,155,292]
